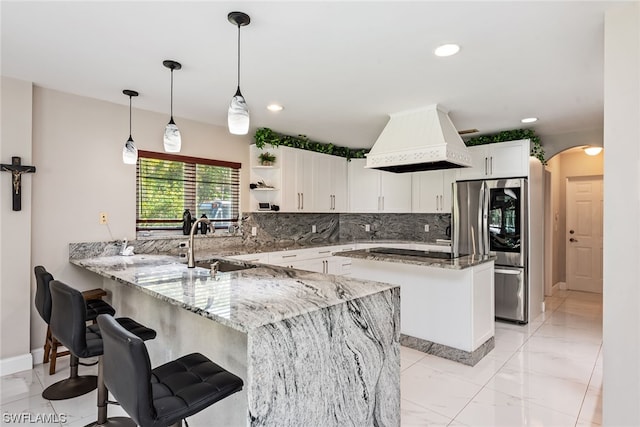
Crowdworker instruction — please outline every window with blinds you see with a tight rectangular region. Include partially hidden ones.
[136,150,241,232]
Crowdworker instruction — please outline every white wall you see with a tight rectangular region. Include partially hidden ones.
[603,2,640,425]
[542,128,603,159]
[0,77,34,374]
[26,86,250,364]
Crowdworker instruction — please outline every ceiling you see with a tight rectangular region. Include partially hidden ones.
[1,1,625,150]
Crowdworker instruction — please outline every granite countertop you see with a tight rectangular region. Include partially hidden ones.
[337,248,495,270]
[70,254,398,334]
[198,239,452,258]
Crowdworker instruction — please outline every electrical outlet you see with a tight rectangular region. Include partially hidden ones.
[251,226,257,236]
[312,225,317,233]
[424,224,430,232]
[365,224,371,232]
[99,212,108,225]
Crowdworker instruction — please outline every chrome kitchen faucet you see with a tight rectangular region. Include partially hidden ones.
[187,217,214,268]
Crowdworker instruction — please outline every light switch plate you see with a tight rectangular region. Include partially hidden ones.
[251,226,257,236]
[424,224,429,232]
[365,224,371,232]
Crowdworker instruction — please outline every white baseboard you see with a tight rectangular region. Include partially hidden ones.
[558,281,567,290]
[0,353,33,376]
[31,348,45,366]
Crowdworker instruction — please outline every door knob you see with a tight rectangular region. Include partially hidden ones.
[569,238,578,242]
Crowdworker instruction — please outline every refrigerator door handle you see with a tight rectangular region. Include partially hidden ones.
[495,268,522,275]
[481,181,489,255]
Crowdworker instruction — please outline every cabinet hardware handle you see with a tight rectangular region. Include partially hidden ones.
[319,250,331,254]
[282,254,297,258]
[569,238,578,242]
[301,192,304,210]
[490,157,493,175]
[382,196,384,211]
[485,157,488,175]
[297,193,301,210]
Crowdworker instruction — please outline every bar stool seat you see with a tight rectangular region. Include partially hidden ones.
[98,314,243,427]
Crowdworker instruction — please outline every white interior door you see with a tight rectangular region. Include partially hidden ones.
[566,176,603,293]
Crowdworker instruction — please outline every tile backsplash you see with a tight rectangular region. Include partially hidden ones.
[241,212,451,246]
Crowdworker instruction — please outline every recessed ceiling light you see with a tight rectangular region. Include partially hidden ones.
[521,117,538,123]
[267,104,284,112]
[434,44,460,57]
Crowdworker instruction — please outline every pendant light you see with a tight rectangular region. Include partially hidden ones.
[227,11,251,135]
[163,60,182,152]
[122,89,139,165]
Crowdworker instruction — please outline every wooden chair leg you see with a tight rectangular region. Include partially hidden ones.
[49,339,58,375]
[48,336,71,375]
[43,326,52,364]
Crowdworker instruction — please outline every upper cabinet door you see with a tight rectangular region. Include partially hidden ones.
[331,157,348,212]
[412,170,443,213]
[280,146,315,212]
[379,171,412,212]
[488,140,530,178]
[457,140,531,180]
[314,153,333,213]
[348,159,381,212]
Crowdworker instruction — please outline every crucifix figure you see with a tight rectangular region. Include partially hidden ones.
[1,156,36,211]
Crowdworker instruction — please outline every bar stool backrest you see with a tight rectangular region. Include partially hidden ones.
[49,280,90,356]
[97,314,155,426]
[34,265,54,323]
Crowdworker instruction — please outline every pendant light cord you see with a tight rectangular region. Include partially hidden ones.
[128,95,132,137]
[170,68,174,117]
[237,24,241,88]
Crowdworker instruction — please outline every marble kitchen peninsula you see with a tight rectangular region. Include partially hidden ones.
[338,248,495,366]
[70,254,400,427]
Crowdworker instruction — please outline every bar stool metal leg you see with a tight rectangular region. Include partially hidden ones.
[83,357,135,427]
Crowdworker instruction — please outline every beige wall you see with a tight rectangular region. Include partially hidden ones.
[0,77,33,372]
[546,149,604,286]
[26,86,250,360]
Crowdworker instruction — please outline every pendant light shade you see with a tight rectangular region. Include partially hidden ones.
[227,11,251,135]
[122,90,139,165]
[163,60,182,152]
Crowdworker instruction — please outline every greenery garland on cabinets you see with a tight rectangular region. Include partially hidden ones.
[465,129,546,165]
[254,128,369,160]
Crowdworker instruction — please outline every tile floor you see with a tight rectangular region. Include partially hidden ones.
[1,289,602,426]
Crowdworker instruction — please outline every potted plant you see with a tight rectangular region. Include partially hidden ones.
[258,152,276,166]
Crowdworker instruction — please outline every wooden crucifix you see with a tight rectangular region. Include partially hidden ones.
[1,157,36,211]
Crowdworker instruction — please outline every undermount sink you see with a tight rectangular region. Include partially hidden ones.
[194,260,255,272]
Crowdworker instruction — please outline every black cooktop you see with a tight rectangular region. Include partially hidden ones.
[368,247,467,260]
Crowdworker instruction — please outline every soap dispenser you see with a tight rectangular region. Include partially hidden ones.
[199,214,209,235]
[182,209,192,235]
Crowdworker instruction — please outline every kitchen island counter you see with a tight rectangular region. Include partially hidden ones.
[336,247,494,270]
[335,248,495,366]
[71,254,400,426]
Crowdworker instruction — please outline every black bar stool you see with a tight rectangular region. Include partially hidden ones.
[97,314,244,427]
[34,265,116,375]
[45,278,156,427]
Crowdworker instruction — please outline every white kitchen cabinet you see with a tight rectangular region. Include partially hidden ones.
[280,146,315,212]
[267,246,353,275]
[314,153,348,212]
[457,139,530,180]
[412,169,457,213]
[348,159,412,212]
[228,252,271,264]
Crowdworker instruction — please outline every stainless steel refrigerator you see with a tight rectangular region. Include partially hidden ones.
[452,178,528,323]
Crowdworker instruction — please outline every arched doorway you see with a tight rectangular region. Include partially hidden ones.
[544,145,604,296]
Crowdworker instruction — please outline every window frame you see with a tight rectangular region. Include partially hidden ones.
[136,150,241,233]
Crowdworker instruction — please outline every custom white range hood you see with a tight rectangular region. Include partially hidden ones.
[365,104,472,173]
